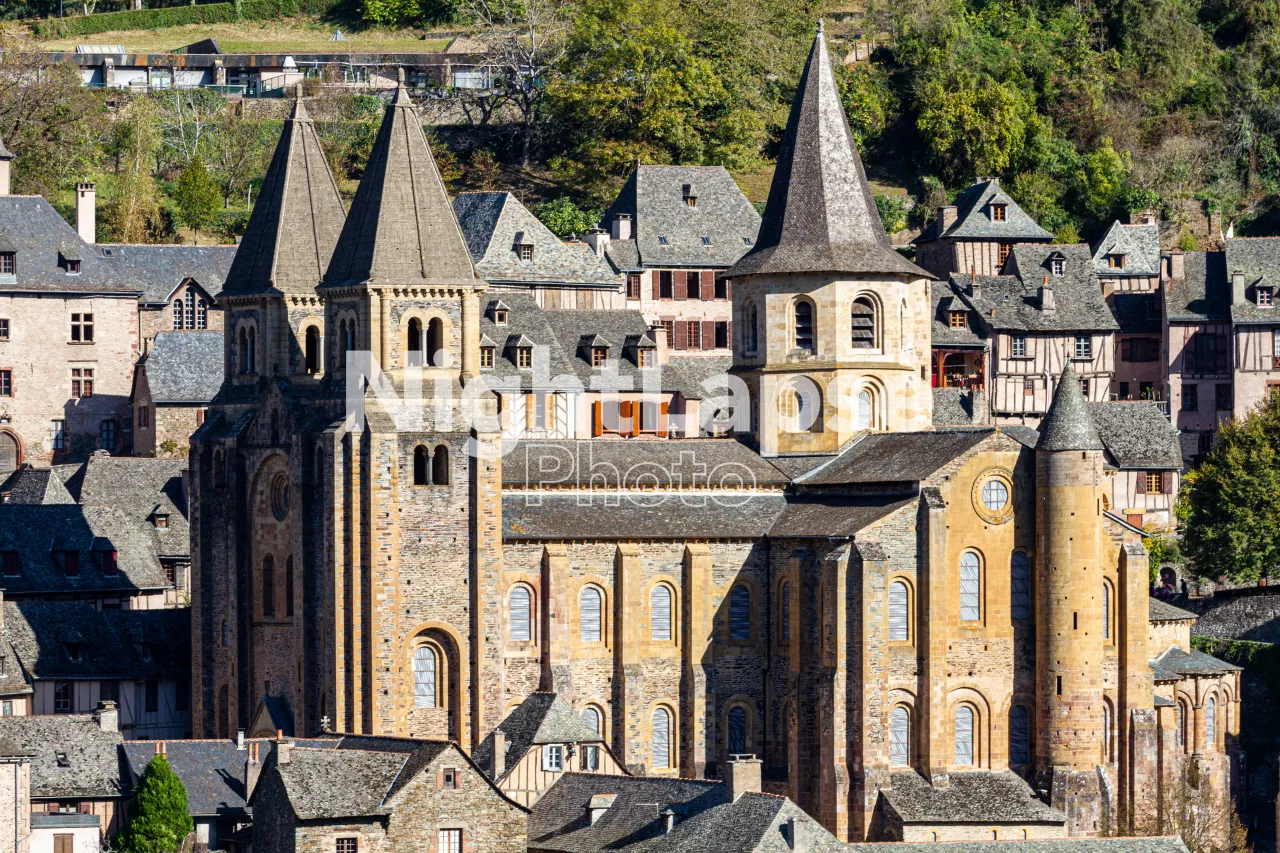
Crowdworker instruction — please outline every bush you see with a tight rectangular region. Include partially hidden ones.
[534,196,600,238]
[874,194,908,234]
[29,0,332,39]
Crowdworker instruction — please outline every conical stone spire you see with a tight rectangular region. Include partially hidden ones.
[728,21,927,279]
[225,90,346,295]
[1036,366,1104,451]
[323,84,479,289]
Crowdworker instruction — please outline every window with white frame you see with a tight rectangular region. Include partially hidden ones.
[960,552,981,621]
[542,744,564,772]
[1074,335,1092,359]
[437,829,461,853]
[888,581,909,642]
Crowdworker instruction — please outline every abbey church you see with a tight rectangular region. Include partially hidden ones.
[189,24,1241,844]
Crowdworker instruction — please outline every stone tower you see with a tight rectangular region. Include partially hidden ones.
[727,22,933,457]
[1034,366,1107,835]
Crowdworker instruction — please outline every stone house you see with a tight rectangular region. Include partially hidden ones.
[1222,238,1280,416]
[849,841,1190,853]
[454,192,623,310]
[1162,251,1230,463]
[132,331,223,457]
[874,771,1067,841]
[912,179,1054,279]
[1093,216,1165,404]
[107,243,233,349]
[471,692,626,807]
[1087,403,1182,530]
[592,165,761,355]
[249,735,527,853]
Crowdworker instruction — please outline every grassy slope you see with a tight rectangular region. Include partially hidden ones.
[39,19,453,53]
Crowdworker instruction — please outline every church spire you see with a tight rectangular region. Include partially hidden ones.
[225,87,346,295]
[323,84,478,289]
[727,21,926,279]
[1036,366,1104,451]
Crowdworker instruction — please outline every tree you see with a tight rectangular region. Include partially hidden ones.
[915,69,1031,181]
[173,157,221,241]
[534,196,599,237]
[102,98,164,244]
[208,112,272,207]
[153,88,224,172]
[117,754,193,853]
[1180,394,1280,583]
[360,0,460,26]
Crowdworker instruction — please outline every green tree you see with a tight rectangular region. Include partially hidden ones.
[1181,394,1280,583]
[534,196,600,237]
[874,194,908,233]
[361,0,460,26]
[173,157,221,241]
[117,754,193,853]
[102,98,164,244]
[915,70,1031,181]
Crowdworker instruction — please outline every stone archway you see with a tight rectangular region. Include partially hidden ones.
[0,431,20,475]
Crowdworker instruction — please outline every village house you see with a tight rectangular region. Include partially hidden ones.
[1094,214,1166,403]
[1162,250,1229,463]
[132,331,224,457]
[590,165,760,355]
[912,178,1054,278]
[1223,238,1280,416]
[0,738,32,853]
[110,243,233,348]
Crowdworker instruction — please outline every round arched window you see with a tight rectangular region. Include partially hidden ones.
[981,479,1009,511]
[270,473,291,521]
[972,468,1014,524]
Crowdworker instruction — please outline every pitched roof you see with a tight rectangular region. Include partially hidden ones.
[504,494,787,540]
[0,714,123,799]
[1093,221,1161,276]
[795,430,995,486]
[915,179,1055,244]
[121,739,265,816]
[5,601,190,681]
[601,166,760,270]
[931,279,987,346]
[1109,291,1161,335]
[880,770,1066,824]
[473,692,606,783]
[1149,597,1196,622]
[767,495,915,538]
[1087,402,1182,469]
[849,840,1190,853]
[726,24,925,280]
[1150,645,1242,676]
[1223,237,1280,324]
[1163,251,1229,322]
[1037,367,1104,452]
[0,465,75,504]
[0,132,13,160]
[456,192,621,288]
[104,244,236,304]
[272,746,406,818]
[954,244,1118,333]
[0,196,140,295]
[225,95,345,296]
[77,455,189,558]
[635,792,844,853]
[931,388,987,426]
[142,331,224,403]
[323,87,478,289]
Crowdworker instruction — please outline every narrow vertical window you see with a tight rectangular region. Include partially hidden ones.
[413,646,437,708]
[745,301,758,353]
[582,706,601,736]
[1206,696,1216,747]
[509,585,532,643]
[729,584,751,640]
[780,581,791,642]
[408,318,423,366]
[305,326,320,374]
[285,556,294,617]
[1011,552,1030,621]
[652,707,672,769]
[955,705,975,766]
[889,581,909,642]
[1102,582,1111,640]
[432,444,450,485]
[851,297,876,349]
[727,706,747,755]
[1009,705,1030,765]
[261,555,275,617]
[794,301,814,352]
[856,389,872,430]
[413,445,429,486]
[890,706,910,767]
[960,552,981,621]
[650,584,672,642]
[580,586,602,643]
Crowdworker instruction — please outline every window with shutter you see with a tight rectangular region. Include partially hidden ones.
[1206,696,1216,747]
[960,552,981,621]
[955,705,975,766]
[890,706,910,767]
[727,706,747,755]
[1011,552,1030,621]
[888,581,909,641]
[1009,705,1030,764]
[652,707,672,768]
[580,586,603,643]
[413,646,437,708]
[510,586,532,642]
[780,582,791,642]
[651,585,672,641]
[729,585,751,640]
[582,706,601,735]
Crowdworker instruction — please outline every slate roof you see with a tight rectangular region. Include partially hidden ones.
[726,25,924,280]
[225,95,345,296]
[473,692,606,783]
[1150,645,1242,676]
[504,494,786,540]
[502,439,790,488]
[0,132,12,160]
[0,714,123,799]
[104,244,235,304]
[77,455,189,558]
[1093,221,1161,277]
[1110,292,1161,335]
[767,495,915,538]
[1037,367,1104,452]
[636,792,844,853]
[272,746,406,818]
[954,245,1118,333]
[1223,238,1280,324]
[1163,252,1230,323]
[1087,402,1182,469]
[795,430,994,486]
[932,388,986,426]
[323,86,479,290]
[914,179,1055,244]
[455,192,621,288]
[601,166,760,271]
[1149,598,1197,622]
[5,601,189,680]
[931,280,986,346]
[848,840,1190,853]
[0,465,75,504]
[121,739,265,816]
[880,771,1066,824]
[0,196,139,295]
[141,331,224,404]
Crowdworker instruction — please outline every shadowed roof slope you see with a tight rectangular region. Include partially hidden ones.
[473,692,606,782]
[0,465,75,504]
[225,94,345,295]
[121,739,266,816]
[1037,367,1103,451]
[726,23,926,280]
[324,86,478,289]
[881,770,1066,824]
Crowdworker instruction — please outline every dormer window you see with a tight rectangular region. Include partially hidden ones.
[64,259,81,274]
[513,233,534,262]
[98,550,117,575]
[516,347,532,369]
[0,253,13,275]
[1051,257,1065,276]
[700,236,711,246]
[153,513,170,529]
[57,550,79,576]
[591,346,608,367]
[683,184,697,207]
[1258,286,1274,307]
[991,204,1007,222]
[480,347,495,369]
[1108,253,1126,270]
[1,551,18,576]
[495,309,508,325]
[948,311,968,329]
[519,245,533,261]
[743,236,753,246]
[65,643,81,662]
[638,349,655,368]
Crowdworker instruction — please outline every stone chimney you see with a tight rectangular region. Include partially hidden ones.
[1039,276,1056,314]
[662,808,677,834]
[1231,269,1247,304]
[236,729,246,750]
[611,213,632,242]
[969,268,981,300]
[584,227,610,259]
[0,137,13,197]
[277,740,292,765]
[724,754,761,802]
[1169,251,1185,282]
[492,730,506,779]
[94,700,118,733]
[786,817,807,853]
[1131,209,1158,226]
[650,324,669,366]
[245,742,263,799]
[937,205,958,232]
[76,183,96,244]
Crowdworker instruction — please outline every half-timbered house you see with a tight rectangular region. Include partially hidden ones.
[912,179,1054,279]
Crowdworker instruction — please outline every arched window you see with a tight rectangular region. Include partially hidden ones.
[652,707,672,769]
[727,706,747,755]
[238,328,250,374]
[261,555,275,616]
[780,581,791,642]
[729,584,751,640]
[851,297,877,349]
[650,584,673,642]
[344,320,356,354]
[413,445,429,486]
[1009,705,1030,765]
[173,297,184,329]
[1176,701,1187,751]
[196,296,207,329]
[427,318,444,367]
[582,706,601,736]
[305,326,320,374]
[955,705,975,766]
[793,300,814,352]
[408,318,423,366]
[889,581,909,642]
[413,646,437,708]
[286,555,294,617]
[744,301,759,353]
[580,586,603,643]
[1011,552,1030,621]
[1103,581,1112,641]
[432,444,450,485]
[855,389,872,430]
[1103,698,1114,762]
[247,328,256,374]
[960,552,981,621]
[890,706,910,767]
[184,289,195,329]
[1206,696,1216,747]
[509,585,532,642]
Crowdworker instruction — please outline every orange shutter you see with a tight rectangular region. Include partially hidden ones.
[547,393,557,431]
[526,393,535,430]
[659,401,670,437]
[593,401,603,436]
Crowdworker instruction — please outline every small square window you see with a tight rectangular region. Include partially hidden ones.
[66,260,80,275]
[1258,287,1274,307]
[542,744,563,772]
[948,311,967,329]
[638,349,655,368]
[700,236,711,246]
[991,204,1007,222]
[480,347,494,369]
[1051,258,1065,276]
[0,253,13,275]
[1145,471,1163,493]
[518,245,534,262]
[591,347,608,367]
[70,313,93,343]
[1074,335,1092,360]
[494,309,509,326]
[658,236,669,246]
[1108,254,1126,270]
[442,767,458,790]
[516,347,532,369]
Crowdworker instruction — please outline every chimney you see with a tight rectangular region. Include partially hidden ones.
[76,183,96,244]
[1039,276,1055,313]
[584,227,610,259]
[588,794,616,825]
[94,700,118,733]
[938,205,958,232]
[1131,209,1158,226]
[492,730,506,779]
[650,324,669,366]
[236,729,246,750]
[724,754,761,802]
[245,742,263,799]
[0,141,12,197]
[969,268,981,300]
[1232,270,1246,304]
[662,808,677,834]
[1169,251,1185,281]
[277,740,292,765]
[786,817,807,853]
[611,213,632,241]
